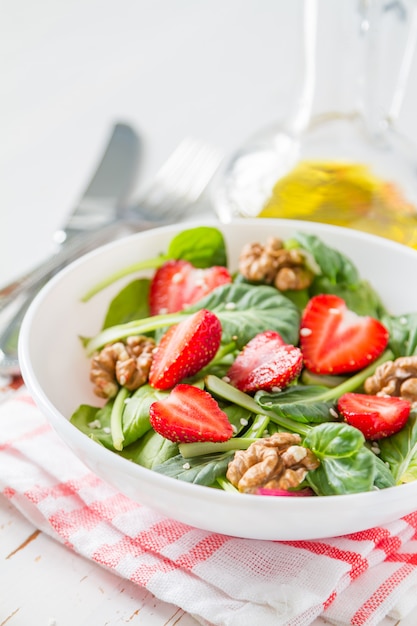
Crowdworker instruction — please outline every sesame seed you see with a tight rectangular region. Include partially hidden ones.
[300,327,312,337]
[329,308,341,315]
[240,418,248,426]
[329,408,338,418]
[103,427,111,434]
[271,386,281,393]
[182,462,191,470]
[88,419,102,429]
[225,302,236,310]
[222,376,231,383]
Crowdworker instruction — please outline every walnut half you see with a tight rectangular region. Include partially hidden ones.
[238,237,314,291]
[226,432,319,493]
[90,335,156,399]
[364,356,417,407]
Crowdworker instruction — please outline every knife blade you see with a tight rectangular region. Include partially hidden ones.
[0,122,141,374]
[1,122,141,304]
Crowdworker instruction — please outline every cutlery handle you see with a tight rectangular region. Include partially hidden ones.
[0,219,158,374]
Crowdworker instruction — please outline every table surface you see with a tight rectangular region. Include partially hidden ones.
[2,1,417,624]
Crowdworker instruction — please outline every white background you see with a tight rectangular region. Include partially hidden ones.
[1,0,417,286]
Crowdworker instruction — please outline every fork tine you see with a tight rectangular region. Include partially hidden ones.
[133,138,223,220]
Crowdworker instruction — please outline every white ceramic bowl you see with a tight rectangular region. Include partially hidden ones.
[19,218,417,540]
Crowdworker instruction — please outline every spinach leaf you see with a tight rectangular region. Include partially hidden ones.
[103,278,151,329]
[70,402,115,449]
[153,452,233,485]
[255,386,337,424]
[120,429,178,468]
[373,453,396,489]
[122,385,168,447]
[310,278,386,318]
[293,232,360,285]
[378,412,417,483]
[382,313,417,357]
[221,402,255,435]
[293,232,386,317]
[167,226,227,268]
[188,283,301,348]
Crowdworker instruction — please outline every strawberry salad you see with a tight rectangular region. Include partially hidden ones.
[71,226,417,497]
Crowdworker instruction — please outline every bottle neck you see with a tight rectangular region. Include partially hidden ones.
[288,0,417,136]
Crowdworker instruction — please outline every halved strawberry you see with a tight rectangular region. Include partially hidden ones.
[149,259,232,315]
[300,294,389,375]
[337,392,410,440]
[226,330,303,392]
[149,309,222,390]
[149,383,233,443]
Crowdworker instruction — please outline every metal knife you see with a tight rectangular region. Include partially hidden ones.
[0,122,141,374]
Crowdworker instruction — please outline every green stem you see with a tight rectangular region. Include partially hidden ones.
[205,375,310,437]
[85,311,187,355]
[216,476,239,493]
[306,349,394,403]
[81,255,167,302]
[110,386,130,451]
[205,351,394,441]
[244,414,270,438]
[179,437,256,459]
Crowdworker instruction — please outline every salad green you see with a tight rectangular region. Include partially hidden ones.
[71,226,417,496]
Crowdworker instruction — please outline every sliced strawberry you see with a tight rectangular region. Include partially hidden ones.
[226,330,303,392]
[337,392,410,440]
[300,294,389,375]
[149,383,233,443]
[149,259,232,315]
[149,309,222,390]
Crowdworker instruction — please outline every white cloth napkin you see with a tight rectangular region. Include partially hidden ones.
[2,391,417,626]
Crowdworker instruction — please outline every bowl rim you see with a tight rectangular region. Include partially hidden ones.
[18,218,417,539]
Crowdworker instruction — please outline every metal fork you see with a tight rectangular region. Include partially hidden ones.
[0,138,223,375]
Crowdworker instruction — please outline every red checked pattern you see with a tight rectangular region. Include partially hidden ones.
[2,393,417,626]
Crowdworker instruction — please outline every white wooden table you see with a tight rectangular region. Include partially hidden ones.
[2,2,417,624]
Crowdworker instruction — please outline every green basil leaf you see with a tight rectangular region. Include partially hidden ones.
[307,447,376,495]
[304,422,365,459]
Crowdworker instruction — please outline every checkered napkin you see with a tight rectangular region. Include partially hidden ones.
[2,391,417,626]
